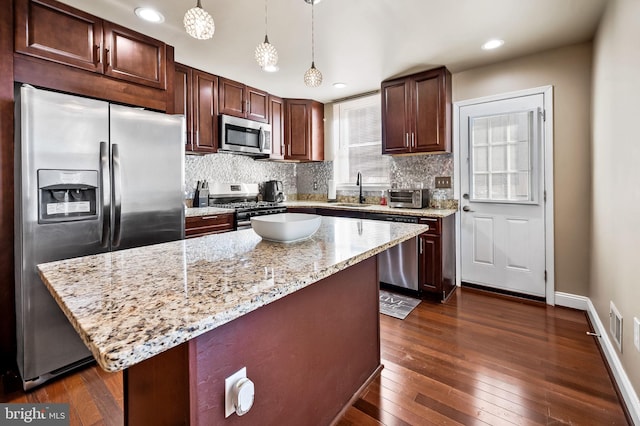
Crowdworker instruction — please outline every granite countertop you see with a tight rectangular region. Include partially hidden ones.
[37,217,428,373]
[185,206,235,217]
[283,201,458,218]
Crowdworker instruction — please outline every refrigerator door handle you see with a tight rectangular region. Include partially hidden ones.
[112,143,122,247]
[99,142,110,248]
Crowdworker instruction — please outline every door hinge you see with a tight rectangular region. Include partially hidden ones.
[544,190,547,202]
[541,109,546,121]
[544,270,547,282]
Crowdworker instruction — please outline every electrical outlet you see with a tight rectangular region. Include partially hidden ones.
[634,317,640,352]
[313,181,318,191]
[435,176,451,189]
[225,367,247,418]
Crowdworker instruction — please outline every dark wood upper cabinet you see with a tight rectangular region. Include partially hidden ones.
[284,99,324,162]
[173,63,193,149]
[380,80,410,154]
[381,66,451,154]
[193,70,218,153]
[219,77,269,123]
[102,22,166,89]
[15,0,103,73]
[174,63,217,154]
[15,0,167,90]
[269,95,285,160]
[247,87,269,123]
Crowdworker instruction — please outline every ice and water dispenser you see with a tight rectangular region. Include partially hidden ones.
[38,169,98,223]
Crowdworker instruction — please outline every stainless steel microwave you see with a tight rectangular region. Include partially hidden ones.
[219,114,272,156]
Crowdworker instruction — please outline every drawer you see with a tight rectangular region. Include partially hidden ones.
[418,217,441,235]
[185,214,234,238]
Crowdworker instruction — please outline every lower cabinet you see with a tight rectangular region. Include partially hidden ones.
[286,207,317,214]
[418,215,456,301]
[185,213,234,238]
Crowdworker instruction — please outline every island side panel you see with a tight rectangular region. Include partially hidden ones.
[124,256,381,425]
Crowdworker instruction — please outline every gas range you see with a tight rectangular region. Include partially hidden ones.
[207,183,286,229]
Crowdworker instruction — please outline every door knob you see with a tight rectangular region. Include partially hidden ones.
[462,206,474,212]
[462,193,469,199]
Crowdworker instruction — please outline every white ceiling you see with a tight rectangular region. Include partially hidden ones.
[57,0,607,103]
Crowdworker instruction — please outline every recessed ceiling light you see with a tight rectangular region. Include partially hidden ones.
[134,7,165,23]
[482,39,504,50]
[333,82,347,89]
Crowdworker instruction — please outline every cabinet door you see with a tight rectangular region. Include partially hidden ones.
[103,21,166,89]
[413,68,451,152]
[419,234,441,293]
[247,86,269,123]
[269,95,285,160]
[219,77,246,118]
[15,0,104,73]
[381,78,411,154]
[285,99,311,160]
[174,64,193,150]
[193,70,218,153]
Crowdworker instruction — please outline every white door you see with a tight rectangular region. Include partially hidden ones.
[460,94,546,297]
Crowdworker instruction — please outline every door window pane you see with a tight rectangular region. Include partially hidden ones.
[473,174,488,199]
[470,111,534,202]
[473,146,488,172]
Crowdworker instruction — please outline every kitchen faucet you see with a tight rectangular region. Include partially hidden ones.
[356,171,365,204]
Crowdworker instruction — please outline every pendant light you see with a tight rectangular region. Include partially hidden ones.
[303,0,322,87]
[255,0,279,72]
[184,0,215,40]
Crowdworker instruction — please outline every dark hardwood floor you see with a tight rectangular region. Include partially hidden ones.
[1,287,629,425]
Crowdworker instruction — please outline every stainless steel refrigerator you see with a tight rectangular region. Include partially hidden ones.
[14,85,185,389]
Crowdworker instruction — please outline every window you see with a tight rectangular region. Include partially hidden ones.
[470,110,537,203]
[333,94,390,187]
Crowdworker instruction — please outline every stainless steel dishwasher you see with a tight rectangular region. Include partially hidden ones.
[368,213,420,291]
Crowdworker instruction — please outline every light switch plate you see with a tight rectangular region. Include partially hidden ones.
[634,317,640,352]
[435,176,451,189]
[225,367,247,418]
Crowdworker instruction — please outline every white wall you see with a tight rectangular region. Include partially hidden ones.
[591,0,640,397]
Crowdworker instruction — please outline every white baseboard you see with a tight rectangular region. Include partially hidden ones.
[554,292,589,310]
[555,291,640,424]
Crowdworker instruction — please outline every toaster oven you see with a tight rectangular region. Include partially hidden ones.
[387,188,430,208]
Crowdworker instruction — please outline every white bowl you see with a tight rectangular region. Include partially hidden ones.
[251,213,321,243]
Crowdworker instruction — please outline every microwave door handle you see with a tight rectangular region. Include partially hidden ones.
[259,128,265,152]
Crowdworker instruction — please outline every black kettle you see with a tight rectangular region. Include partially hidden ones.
[264,180,284,202]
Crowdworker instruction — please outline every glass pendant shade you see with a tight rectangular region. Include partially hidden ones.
[255,35,279,71]
[304,0,322,87]
[304,62,323,87]
[184,0,215,40]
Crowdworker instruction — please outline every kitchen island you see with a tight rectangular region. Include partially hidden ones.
[37,216,428,425]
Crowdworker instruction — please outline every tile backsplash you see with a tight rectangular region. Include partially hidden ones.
[295,153,454,200]
[185,152,454,202]
[185,153,296,199]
